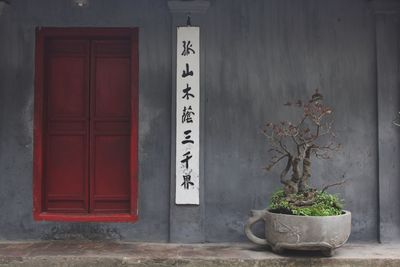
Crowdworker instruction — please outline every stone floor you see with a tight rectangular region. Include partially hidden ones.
[0,241,399,266]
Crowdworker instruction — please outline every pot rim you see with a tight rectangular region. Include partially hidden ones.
[265,209,351,218]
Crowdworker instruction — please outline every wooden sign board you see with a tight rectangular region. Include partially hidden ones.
[175,26,200,205]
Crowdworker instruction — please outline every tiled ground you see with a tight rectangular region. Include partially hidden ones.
[0,241,399,266]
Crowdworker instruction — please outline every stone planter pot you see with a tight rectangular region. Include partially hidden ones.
[245,209,351,256]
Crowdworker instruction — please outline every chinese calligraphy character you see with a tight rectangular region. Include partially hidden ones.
[182,63,194,78]
[181,40,195,56]
[181,174,194,189]
[182,106,195,123]
[182,84,194,100]
[181,151,192,169]
[182,130,194,144]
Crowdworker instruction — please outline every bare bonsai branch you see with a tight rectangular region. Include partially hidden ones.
[265,153,289,171]
[291,199,315,207]
[280,155,292,185]
[278,140,290,155]
[321,179,348,193]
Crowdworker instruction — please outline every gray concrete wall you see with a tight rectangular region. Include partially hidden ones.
[0,0,172,241]
[0,0,399,243]
[376,9,400,243]
[203,0,380,242]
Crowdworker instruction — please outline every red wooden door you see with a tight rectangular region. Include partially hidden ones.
[37,29,138,221]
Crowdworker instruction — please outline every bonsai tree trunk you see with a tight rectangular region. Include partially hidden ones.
[299,146,312,192]
[291,158,301,183]
[281,156,299,195]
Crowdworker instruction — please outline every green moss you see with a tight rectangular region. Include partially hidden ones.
[269,189,343,216]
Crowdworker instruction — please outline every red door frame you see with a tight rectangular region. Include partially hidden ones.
[33,28,139,222]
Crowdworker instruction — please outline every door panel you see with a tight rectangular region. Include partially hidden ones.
[47,56,87,118]
[93,57,131,117]
[44,40,90,213]
[45,135,87,212]
[93,136,130,197]
[92,136,131,212]
[90,40,132,213]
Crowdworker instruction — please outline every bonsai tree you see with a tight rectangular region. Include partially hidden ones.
[245,90,351,255]
[263,90,344,216]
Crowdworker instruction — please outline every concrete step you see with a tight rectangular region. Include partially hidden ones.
[0,241,399,267]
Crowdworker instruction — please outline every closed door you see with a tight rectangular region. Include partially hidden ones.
[36,28,138,219]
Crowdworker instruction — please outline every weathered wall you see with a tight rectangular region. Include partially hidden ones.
[203,0,379,242]
[376,10,400,243]
[0,0,172,241]
[0,0,399,243]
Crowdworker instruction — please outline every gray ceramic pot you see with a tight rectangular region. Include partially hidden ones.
[245,209,351,256]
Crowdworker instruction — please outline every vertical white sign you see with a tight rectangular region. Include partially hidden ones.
[176,26,200,205]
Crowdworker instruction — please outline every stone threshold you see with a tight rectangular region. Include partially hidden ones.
[0,241,399,266]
